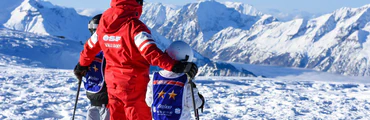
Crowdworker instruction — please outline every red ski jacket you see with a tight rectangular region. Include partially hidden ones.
[79,0,177,91]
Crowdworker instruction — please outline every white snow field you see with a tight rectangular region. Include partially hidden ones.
[0,64,369,120]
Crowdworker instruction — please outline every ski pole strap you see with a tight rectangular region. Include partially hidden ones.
[191,81,205,113]
[198,93,205,113]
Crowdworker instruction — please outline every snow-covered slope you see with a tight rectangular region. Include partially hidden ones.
[0,28,82,69]
[1,62,369,119]
[141,2,178,29]
[223,1,263,16]
[199,4,370,76]
[3,0,90,41]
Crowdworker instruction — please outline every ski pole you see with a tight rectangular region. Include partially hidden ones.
[72,79,82,120]
[187,74,199,120]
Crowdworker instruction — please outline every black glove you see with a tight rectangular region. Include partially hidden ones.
[172,61,198,78]
[74,62,88,81]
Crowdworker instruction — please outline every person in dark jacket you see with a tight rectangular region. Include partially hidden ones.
[82,14,109,120]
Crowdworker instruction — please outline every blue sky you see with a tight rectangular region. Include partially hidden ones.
[48,0,370,14]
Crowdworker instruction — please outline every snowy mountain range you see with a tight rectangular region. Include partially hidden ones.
[222,1,263,16]
[1,0,370,77]
[0,0,255,77]
[141,1,370,76]
[2,0,90,41]
[264,8,322,22]
[203,4,370,76]
[143,1,276,52]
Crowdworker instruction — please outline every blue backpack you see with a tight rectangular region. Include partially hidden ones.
[83,51,105,93]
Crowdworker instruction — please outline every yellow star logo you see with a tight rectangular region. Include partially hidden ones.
[93,65,99,72]
[168,90,177,100]
[158,90,166,98]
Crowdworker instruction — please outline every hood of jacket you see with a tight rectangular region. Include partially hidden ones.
[99,0,143,33]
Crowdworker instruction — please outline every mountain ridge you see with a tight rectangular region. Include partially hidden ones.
[140,1,370,76]
[0,0,256,77]
[2,0,370,76]
[3,0,91,41]
[201,4,370,76]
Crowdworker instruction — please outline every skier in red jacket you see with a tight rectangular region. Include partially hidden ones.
[73,0,198,120]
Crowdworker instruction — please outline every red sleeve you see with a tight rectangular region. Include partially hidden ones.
[79,32,102,66]
[132,23,177,71]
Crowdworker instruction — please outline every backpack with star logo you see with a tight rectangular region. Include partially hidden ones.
[82,51,105,93]
[151,72,188,120]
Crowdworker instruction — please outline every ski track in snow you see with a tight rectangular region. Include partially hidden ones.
[1,65,370,119]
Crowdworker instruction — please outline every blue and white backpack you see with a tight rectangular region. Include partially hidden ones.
[151,72,188,120]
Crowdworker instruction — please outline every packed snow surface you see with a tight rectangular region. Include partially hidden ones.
[0,64,369,119]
